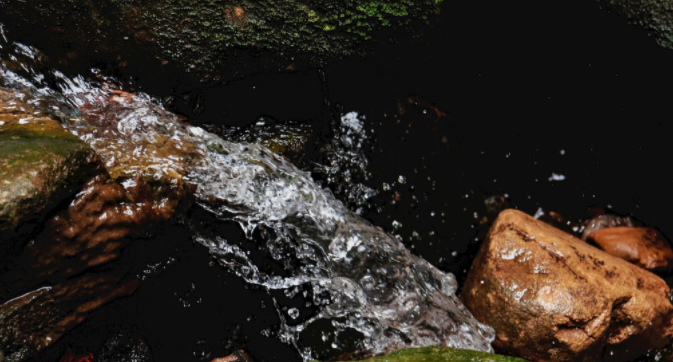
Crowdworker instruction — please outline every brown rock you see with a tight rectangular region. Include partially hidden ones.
[461,209,673,362]
[0,275,140,362]
[587,227,673,271]
[581,214,634,241]
[211,350,255,362]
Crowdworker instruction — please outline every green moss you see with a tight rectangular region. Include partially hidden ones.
[332,346,529,362]
[599,0,673,51]
[2,0,441,75]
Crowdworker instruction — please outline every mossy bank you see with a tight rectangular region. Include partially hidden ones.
[0,0,442,82]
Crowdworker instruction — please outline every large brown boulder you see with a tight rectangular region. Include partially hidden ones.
[461,209,673,362]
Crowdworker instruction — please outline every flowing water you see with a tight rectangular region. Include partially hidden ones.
[0,25,495,361]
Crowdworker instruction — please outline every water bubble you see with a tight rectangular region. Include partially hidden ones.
[288,308,299,319]
[392,220,402,229]
[398,175,407,184]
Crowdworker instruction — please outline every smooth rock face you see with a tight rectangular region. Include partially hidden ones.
[587,227,673,271]
[581,214,635,241]
[461,209,673,362]
[0,88,101,247]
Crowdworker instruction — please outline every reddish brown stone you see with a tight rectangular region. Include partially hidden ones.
[211,350,255,362]
[461,209,673,362]
[587,227,673,271]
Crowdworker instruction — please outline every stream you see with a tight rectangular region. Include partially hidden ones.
[0,26,494,361]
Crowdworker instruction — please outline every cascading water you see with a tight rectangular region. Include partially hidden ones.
[0,26,495,361]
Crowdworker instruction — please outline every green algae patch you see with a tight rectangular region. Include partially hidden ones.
[338,346,529,362]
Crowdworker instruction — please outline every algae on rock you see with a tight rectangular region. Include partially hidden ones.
[0,0,442,80]
[0,88,102,250]
[337,346,529,362]
[599,0,673,51]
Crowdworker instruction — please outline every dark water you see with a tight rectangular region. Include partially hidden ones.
[3,0,673,360]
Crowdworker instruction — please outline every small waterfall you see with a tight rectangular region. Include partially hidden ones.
[0,28,495,361]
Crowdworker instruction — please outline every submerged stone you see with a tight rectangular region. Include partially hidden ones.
[0,88,101,255]
[0,90,193,362]
[339,346,528,362]
[0,276,140,362]
[461,209,673,362]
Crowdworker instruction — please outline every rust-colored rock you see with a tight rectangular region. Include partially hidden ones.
[581,214,635,241]
[461,209,673,362]
[587,227,673,271]
[211,350,255,362]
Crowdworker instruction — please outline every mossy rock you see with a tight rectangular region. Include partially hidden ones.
[337,346,529,362]
[599,0,673,51]
[0,88,101,252]
[0,0,442,82]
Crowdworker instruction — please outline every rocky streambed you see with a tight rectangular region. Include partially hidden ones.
[2,0,673,361]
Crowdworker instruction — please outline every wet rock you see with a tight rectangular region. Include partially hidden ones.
[222,117,316,167]
[461,209,673,362]
[0,88,102,249]
[0,0,443,80]
[211,350,254,362]
[598,0,673,52]
[0,172,184,296]
[587,227,673,271]
[581,214,635,241]
[0,276,140,362]
[340,346,528,362]
[97,328,154,362]
[0,89,194,362]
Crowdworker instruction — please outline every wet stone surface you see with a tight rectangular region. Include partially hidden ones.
[0,87,102,267]
[461,209,673,362]
[587,227,673,272]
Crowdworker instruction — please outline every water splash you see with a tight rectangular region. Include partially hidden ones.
[0,30,495,361]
